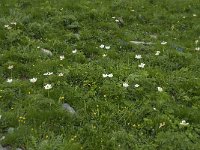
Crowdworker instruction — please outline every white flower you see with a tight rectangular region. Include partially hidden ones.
[107,73,113,78]
[44,84,52,90]
[100,44,105,49]
[159,122,165,128]
[161,41,167,45]
[182,16,186,19]
[4,25,9,28]
[157,87,163,92]
[115,19,119,22]
[135,54,142,59]
[180,120,189,126]
[102,54,107,57]
[155,51,161,56]
[10,22,17,25]
[60,55,65,60]
[105,46,110,50]
[43,72,53,76]
[103,73,113,78]
[7,78,13,83]
[29,78,37,83]
[134,84,140,88]
[195,40,199,44]
[58,73,64,76]
[153,107,156,110]
[8,65,13,69]
[72,49,77,54]
[195,47,200,51]
[102,74,107,78]
[112,17,116,19]
[138,63,145,68]
[193,14,197,17]
[4,25,12,29]
[123,82,129,88]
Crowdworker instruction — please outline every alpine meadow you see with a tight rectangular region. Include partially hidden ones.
[0,0,200,149]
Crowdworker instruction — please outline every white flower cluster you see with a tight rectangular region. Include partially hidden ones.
[102,73,113,78]
[100,44,111,50]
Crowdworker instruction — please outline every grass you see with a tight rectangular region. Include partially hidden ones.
[0,0,200,149]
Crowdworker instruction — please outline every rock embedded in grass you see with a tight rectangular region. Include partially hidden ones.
[0,145,12,150]
[7,127,14,134]
[130,41,154,45]
[40,48,53,56]
[62,103,76,114]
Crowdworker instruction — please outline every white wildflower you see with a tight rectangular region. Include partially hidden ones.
[102,74,107,78]
[138,63,145,68]
[100,44,105,49]
[123,82,129,88]
[103,73,113,78]
[58,73,64,76]
[4,24,12,29]
[60,55,65,60]
[155,51,161,56]
[10,22,17,25]
[193,14,197,17]
[134,84,140,88]
[7,79,13,83]
[157,87,163,92]
[115,19,119,22]
[135,54,142,59]
[107,73,113,78]
[43,72,53,76]
[44,84,52,90]
[102,54,107,57]
[180,120,189,126]
[8,65,13,69]
[161,41,167,45]
[72,49,77,54]
[29,78,37,83]
[195,47,200,51]
[4,25,9,28]
[159,122,165,128]
[105,46,110,50]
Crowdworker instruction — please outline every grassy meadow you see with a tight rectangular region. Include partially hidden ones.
[0,0,200,149]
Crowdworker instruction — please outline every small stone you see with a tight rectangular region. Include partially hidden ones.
[0,145,12,150]
[62,103,76,114]
[7,127,14,134]
[41,48,53,56]
[130,41,154,45]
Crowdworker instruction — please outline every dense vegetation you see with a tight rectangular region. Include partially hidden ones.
[0,0,200,149]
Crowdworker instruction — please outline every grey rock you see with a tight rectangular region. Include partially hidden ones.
[130,41,154,45]
[7,127,14,134]
[150,35,157,39]
[62,103,76,114]
[0,145,12,150]
[41,48,53,56]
